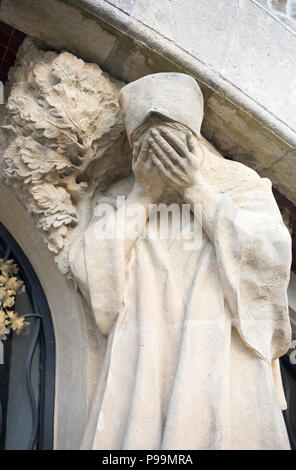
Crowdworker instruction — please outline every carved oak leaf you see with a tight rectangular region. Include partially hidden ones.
[1,40,132,273]
[51,52,86,85]
[3,137,71,184]
[31,183,78,229]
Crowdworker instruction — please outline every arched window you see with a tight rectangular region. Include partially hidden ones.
[0,222,55,450]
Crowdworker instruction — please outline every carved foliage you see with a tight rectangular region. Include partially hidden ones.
[1,41,131,272]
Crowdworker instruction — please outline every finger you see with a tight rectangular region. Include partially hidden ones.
[139,135,150,162]
[187,133,200,158]
[149,139,186,179]
[186,132,196,153]
[186,134,203,168]
[143,156,154,172]
[150,132,187,169]
[132,141,141,163]
[149,150,184,186]
[149,150,173,180]
[157,128,189,158]
[134,135,149,168]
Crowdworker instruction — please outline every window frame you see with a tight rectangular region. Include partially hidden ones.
[0,221,55,450]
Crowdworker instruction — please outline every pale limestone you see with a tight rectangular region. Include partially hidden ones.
[0,3,293,452]
[0,40,292,450]
[1,40,131,274]
[68,73,292,450]
[222,0,296,132]
[0,182,102,449]
[131,0,238,69]
[2,0,296,207]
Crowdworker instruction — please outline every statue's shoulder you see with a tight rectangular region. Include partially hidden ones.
[95,176,134,206]
[86,176,135,225]
[200,138,261,193]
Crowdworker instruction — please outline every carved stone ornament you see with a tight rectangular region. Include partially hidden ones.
[0,41,293,450]
[0,39,131,273]
[69,72,291,449]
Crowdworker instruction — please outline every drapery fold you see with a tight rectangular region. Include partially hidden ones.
[69,168,291,450]
[214,177,291,363]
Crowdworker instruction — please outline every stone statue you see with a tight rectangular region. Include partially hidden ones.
[0,43,292,449]
[68,72,292,450]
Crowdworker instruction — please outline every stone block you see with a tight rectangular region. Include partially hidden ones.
[291,1,296,20]
[262,151,296,204]
[271,0,287,14]
[129,0,239,69]
[222,0,296,132]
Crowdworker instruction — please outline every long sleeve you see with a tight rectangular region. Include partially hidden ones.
[69,203,126,337]
[69,181,156,337]
[214,176,292,363]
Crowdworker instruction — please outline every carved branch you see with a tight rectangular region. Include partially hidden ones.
[0,40,132,273]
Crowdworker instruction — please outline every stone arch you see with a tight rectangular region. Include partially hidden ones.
[0,182,102,449]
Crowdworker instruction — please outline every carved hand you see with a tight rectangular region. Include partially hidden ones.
[148,128,203,192]
[132,133,166,199]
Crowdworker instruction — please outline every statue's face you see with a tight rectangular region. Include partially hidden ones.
[130,115,202,193]
[132,117,188,151]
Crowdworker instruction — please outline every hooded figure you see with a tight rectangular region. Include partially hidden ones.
[69,73,292,450]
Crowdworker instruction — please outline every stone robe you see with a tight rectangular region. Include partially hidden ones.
[69,147,292,450]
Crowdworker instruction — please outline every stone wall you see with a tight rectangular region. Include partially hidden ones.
[1,0,296,264]
[0,1,295,448]
[1,1,295,198]
[257,0,296,30]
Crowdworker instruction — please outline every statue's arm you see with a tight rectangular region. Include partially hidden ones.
[182,177,220,243]
[148,127,221,242]
[68,184,157,337]
[103,133,165,259]
[148,127,291,362]
[69,132,166,337]
[114,181,161,260]
[213,176,291,360]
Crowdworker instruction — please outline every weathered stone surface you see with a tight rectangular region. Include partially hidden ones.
[0,0,117,64]
[1,39,132,273]
[202,91,288,172]
[262,151,296,204]
[222,1,296,132]
[257,0,296,28]
[271,0,287,14]
[0,181,103,450]
[131,0,239,69]
[107,0,136,11]
[0,0,293,453]
[69,72,291,450]
[256,0,269,7]
[1,0,296,214]
[291,1,296,20]
[0,28,292,450]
